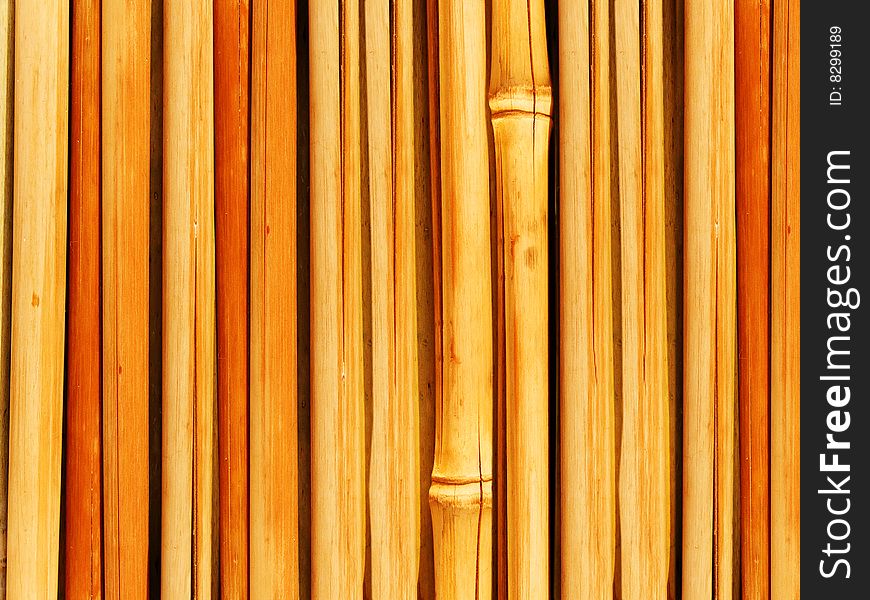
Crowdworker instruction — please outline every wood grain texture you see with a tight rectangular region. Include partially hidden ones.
[429,1,493,598]
[0,1,10,595]
[162,0,217,596]
[736,1,771,597]
[682,1,737,598]
[6,0,69,597]
[770,0,799,597]
[250,0,299,597]
[66,0,102,597]
[214,0,250,596]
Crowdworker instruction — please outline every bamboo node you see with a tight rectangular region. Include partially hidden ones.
[488,85,553,119]
[429,480,493,510]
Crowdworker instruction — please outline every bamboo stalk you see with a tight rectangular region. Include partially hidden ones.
[310,0,365,595]
[683,1,736,598]
[429,0,493,597]
[162,0,217,596]
[249,0,299,596]
[214,0,250,596]
[489,0,551,595]
[736,1,771,597]
[770,0,799,596]
[365,0,421,595]
[0,1,11,594]
[559,1,616,597]
[101,1,151,597]
[65,0,102,597]
[6,0,69,597]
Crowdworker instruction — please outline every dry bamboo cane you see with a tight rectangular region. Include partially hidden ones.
[429,0,493,597]
[559,1,616,597]
[162,0,217,596]
[615,0,670,598]
[489,0,551,596]
[682,1,737,599]
[102,1,151,597]
[214,0,250,596]
[310,0,365,595]
[0,1,11,595]
[366,0,421,595]
[249,0,299,596]
[770,0,799,596]
[736,1,771,597]
[6,1,69,597]
[66,0,102,597]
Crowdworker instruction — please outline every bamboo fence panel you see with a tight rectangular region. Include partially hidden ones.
[65,0,101,597]
[771,0,800,596]
[683,0,737,598]
[250,0,300,597]
[162,0,217,596]
[214,0,249,596]
[736,1,771,597]
[6,0,69,597]
[0,0,10,593]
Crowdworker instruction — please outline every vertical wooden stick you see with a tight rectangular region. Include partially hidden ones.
[770,0,800,596]
[0,1,11,594]
[429,0,493,597]
[249,0,299,596]
[6,0,69,597]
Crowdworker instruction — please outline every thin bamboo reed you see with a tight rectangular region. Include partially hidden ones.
[615,0,670,597]
[162,0,217,596]
[214,0,250,596]
[365,0,421,595]
[249,0,299,597]
[0,1,10,594]
[66,0,102,597]
[559,1,616,597]
[736,1,771,597]
[770,0,799,596]
[6,1,69,597]
[429,0,493,597]
[489,0,551,595]
[683,1,736,598]
[310,0,365,595]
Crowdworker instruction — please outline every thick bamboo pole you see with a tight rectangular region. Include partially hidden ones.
[0,1,11,595]
[770,0,799,596]
[249,0,299,597]
[102,1,151,597]
[66,0,102,597]
[615,0,670,598]
[310,0,365,595]
[366,0,420,595]
[162,1,217,596]
[6,1,69,597]
[429,0,493,597]
[489,0,550,595]
[559,1,616,597]
[736,1,771,597]
[683,1,736,599]
[214,0,250,596]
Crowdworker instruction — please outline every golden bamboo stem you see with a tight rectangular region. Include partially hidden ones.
[683,1,736,598]
[6,1,69,597]
[489,0,551,595]
[429,0,493,597]
[770,0,799,596]
[615,0,670,597]
[366,0,421,594]
[162,0,217,596]
[0,1,11,595]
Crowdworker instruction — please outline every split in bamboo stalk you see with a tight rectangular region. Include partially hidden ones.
[770,0,800,596]
[6,0,69,597]
[489,0,551,595]
[162,0,217,596]
[365,0,421,595]
[214,0,250,596]
[736,1,771,597]
[310,0,366,595]
[0,1,11,594]
[66,0,102,597]
[559,1,616,597]
[429,1,493,597]
[682,1,737,598]
[249,0,299,597]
